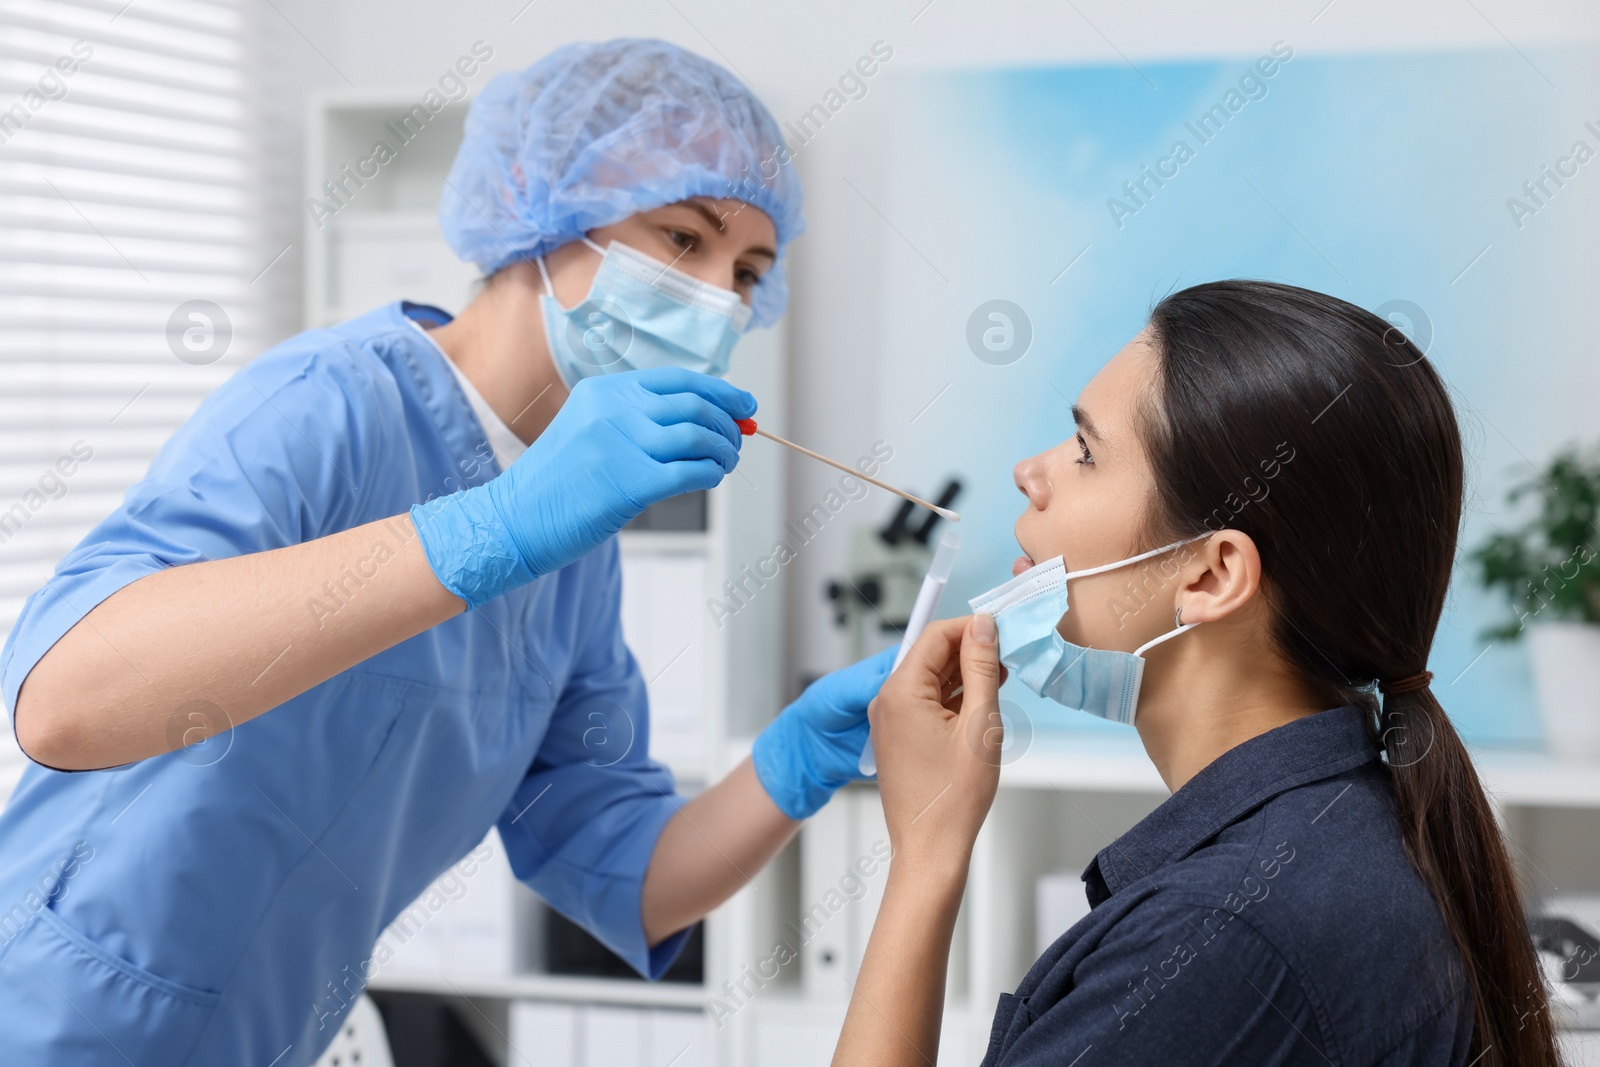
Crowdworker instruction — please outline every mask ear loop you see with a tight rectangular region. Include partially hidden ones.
[536,236,609,300]
[1061,532,1210,582]
[1083,536,1208,658]
[1134,617,1199,658]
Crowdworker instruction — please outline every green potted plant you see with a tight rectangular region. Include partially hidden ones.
[1469,445,1600,760]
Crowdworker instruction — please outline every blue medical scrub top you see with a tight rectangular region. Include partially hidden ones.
[0,301,689,1066]
[980,705,1475,1066]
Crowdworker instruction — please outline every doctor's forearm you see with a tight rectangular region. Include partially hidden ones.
[640,757,798,944]
[13,514,462,770]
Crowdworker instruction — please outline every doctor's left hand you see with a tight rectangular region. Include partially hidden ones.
[751,646,897,821]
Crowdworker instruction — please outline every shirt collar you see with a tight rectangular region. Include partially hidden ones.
[1086,704,1381,903]
[400,301,527,472]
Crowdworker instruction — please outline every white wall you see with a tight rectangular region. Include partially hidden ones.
[263,0,1600,698]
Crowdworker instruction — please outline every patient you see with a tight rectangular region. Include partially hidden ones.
[831,281,1558,1067]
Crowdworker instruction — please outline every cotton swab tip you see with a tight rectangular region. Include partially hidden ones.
[736,418,758,436]
[937,508,961,522]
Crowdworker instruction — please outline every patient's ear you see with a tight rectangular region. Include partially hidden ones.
[1174,530,1262,625]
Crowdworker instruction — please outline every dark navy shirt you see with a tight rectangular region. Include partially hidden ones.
[980,705,1475,1066]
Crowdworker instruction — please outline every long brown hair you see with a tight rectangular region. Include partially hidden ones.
[1142,280,1556,1066]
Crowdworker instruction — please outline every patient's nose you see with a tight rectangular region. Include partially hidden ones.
[1014,452,1049,508]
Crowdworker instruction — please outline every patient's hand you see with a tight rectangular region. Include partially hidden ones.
[831,615,1004,1066]
[867,614,1005,877]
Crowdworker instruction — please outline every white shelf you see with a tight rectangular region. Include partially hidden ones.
[1474,749,1600,809]
[618,530,713,556]
[328,209,441,232]
[998,732,1167,794]
[996,730,1600,811]
[748,993,981,1067]
[1555,998,1600,1032]
[369,970,707,1009]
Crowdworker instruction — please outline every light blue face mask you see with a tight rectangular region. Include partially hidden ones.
[537,237,753,388]
[967,536,1206,726]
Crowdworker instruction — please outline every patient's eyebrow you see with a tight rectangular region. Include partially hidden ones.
[1070,403,1102,441]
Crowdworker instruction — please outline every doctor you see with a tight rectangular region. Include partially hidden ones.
[0,39,888,1065]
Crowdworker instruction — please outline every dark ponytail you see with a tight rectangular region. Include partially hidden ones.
[1142,280,1557,1067]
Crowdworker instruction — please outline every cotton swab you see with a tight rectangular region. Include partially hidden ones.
[735,419,960,522]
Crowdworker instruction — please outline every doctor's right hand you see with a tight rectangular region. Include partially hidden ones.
[411,367,753,608]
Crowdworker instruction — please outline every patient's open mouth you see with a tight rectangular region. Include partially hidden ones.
[1012,526,1037,577]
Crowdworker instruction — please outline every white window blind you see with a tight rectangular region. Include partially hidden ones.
[0,0,264,641]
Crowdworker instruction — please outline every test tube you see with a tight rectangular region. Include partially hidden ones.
[859,529,961,776]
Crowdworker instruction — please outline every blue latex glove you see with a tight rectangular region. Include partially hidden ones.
[752,647,898,820]
[412,367,754,607]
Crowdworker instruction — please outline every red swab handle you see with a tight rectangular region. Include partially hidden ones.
[736,418,758,436]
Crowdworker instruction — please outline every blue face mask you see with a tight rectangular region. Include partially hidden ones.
[966,536,1206,726]
[538,237,753,388]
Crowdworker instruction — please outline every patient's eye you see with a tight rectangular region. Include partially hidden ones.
[1075,434,1094,466]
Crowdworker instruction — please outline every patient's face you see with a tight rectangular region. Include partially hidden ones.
[1009,329,1181,651]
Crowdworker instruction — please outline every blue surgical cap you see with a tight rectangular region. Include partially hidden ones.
[439,38,804,328]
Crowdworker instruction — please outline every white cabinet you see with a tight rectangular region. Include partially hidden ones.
[328,213,479,321]
[619,547,713,775]
[304,93,477,327]
[371,831,537,981]
[507,1003,709,1067]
